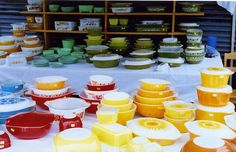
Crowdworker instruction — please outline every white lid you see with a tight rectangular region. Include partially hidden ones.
[103,92,129,101]
[196,102,235,113]
[130,50,155,55]
[35,76,68,83]
[137,38,151,41]
[9,52,33,58]
[224,113,236,130]
[85,45,109,51]
[185,120,236,140]
[197,85,232,93]
[0,98,35,112]
[123,58,155,66]
[187,29,203,33]
[92,54,121,61]
[158,57,185,64]
[59,128,92,140]
[193,136,225,149]
[139,78,170,85]
[162,37,178,43]
[201,67,234,75]
[179,23,199,27]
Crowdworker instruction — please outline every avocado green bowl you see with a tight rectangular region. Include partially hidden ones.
[122,58,155,70]
[85,45,109,55]
[85,54,94,63]
[90,54,122,68]
[158,50,182,58]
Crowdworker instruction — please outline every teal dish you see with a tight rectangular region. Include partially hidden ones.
[57,48,72,56]
[62,39,75,49]
[94,7,104,13]
[48,47,61,51]
[32,59,49,67]
[79,5,94,13]
[61,7,75,12]
[146,6,166,12]
[59,56,78,64]
[49,4,60,12]
[71,52,84,59]
[43,50,54,56]
[49,62,64,68]
[43,54,59,62]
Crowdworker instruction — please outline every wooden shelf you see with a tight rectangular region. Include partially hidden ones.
[45,12,106,15]
[107,12,173,16]
[175,12,204,16]
[26,30,45,33]
[106,32,172,35]
[173,32,187,35]
[20,11,44,15]
[45,30,87,34]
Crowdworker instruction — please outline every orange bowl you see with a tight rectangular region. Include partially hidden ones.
[135,94,176,105]
[12,30,25,37]
[181,136,235,152]
[0,47,19,54]
[197,85,232,107]
[134,101,165,118]
[137,87,174,98]
[22,42,41,48]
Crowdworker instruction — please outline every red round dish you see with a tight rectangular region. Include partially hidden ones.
[0,131,11,149]
[86,82,116,91]
[29,90,74,110]
[79,92,100,113]
[6,111,55,139]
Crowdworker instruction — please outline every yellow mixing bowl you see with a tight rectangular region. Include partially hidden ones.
[164,100,196,119]
[137,87,174,98]
[201,67,234,88]
[135,94,176,105]
[135,101,165,118]
[117,104,137,125]
[96,107,118,124]
[101,99,133,112]
[102,92,130,105]
[35,76,68,90]
[139,79,170,91]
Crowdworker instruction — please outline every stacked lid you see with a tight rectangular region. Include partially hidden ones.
[108,37,129,56]
[21,35,43,56]
[84,27,103,46]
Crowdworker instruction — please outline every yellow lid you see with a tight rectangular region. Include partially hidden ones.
[201,67,234,75]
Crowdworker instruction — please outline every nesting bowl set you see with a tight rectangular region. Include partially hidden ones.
[108,37,129,55]
[85,27,104,46]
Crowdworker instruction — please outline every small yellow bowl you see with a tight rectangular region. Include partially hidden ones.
[102,92,130,105]
[164,114,194,133]
[96,107,118,124]
[135,101,165,118]
[135,94,176,105]
[139,79,170,91]
[35,76,68,90]
[137,87,174,98]
[117,104,137,125]
[101,99,133,112]
[164,100,196,119]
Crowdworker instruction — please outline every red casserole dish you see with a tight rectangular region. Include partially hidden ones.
[0,131,11,149]
[27,90,74,110]
[6,111,55,139]
[86,82,116,91]
[79,92,100,113]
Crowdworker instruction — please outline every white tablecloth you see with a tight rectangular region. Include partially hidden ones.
[0,56,223,152]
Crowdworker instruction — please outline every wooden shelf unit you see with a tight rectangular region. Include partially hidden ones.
[20,0,204,48]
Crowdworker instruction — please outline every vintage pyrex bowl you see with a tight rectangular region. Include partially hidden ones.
[117,104,136,125]
[62,39,75,49]
[180,3,202,13]
[87,27,102,36]
[6,111,55,139]
[197,85,232,107]
[0,36,15,45]
[196,102,235,123]
[1,79,24,93]
[91,54,122,68]
[61,6,75,12]
[187,29,203,36]
[78,5,94,13]
[43,54,60,62]
[164,100,196,119]
[102,92,130,105]
[86,82,116,91]
[85,45,109,55]
[185,120,236,142]
[122,58,155,70]
[59,56,78,64]
[127,118,181,146]
[54,128,101,152]
[130,50,155,59]
[87,35,103,41]
[89,75,113,86]
[79,92,100,114]
[96,107,118,124]
[201,67,234,88]
[139,79,170,91]
[84,87,117,100]
[134,101,165,118]
[109,18,119,26]
[164,114,194,133]
[137,87,174,98]
[57,48,72,56]
[0,131,11,149]
[158,50,182,58]
[181,136,235,152]
[49,4,60,12]
[135,93,176,105]
[92,122,132,147]
[43,50,54,55]
[94,7,104,13]
[45,98,90,119]
[101,99,133,112]
[146,5,166,12]
[158,57,185,67]
[224,113,236,132]
[35,76,68,90]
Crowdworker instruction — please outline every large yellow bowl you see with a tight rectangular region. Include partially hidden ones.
[102,92,130,105]
[96,107,118,124]
[35,76,68,90]
[164,100,196,119]
[137,87,174,98]
[101,99,133,112]
[135,101,165,118]
[54,128,101,152]
[117,104,137,125]
[139,79,170,91]
[135,94,176,105]
[201,67,234,88]
[164,114,194,133]
[196,102,235,124]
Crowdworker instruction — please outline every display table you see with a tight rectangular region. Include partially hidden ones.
[0,56,223,101]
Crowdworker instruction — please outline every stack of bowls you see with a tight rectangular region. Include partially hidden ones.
[85,27,103,46]
[21,35,43,56]
[99,91,136,125]
[134,38,155,50]
[108,37,129,55]
[79,75,117,113]
[164,100,196,133]
[84,45,109,63]
[196,67,235,123]
[11,23,26,38]
[134,79,177,118]
[29,76,73,110]
[185,46,205,64]
[0,36,19,55]
[158,37,184,67]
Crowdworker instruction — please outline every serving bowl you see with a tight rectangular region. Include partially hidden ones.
[196,102,235,123]
[102,92,130,105]
[86,82,116,91]
[32,87,69,96]
[61,6,75,12]
[139,79,170,91]
[85,45,109,55]
[109,18,118,26]
[0,44,16,50]
[96,107,118,124]
[197,85,232,107]
[179,23,200,31]
[94,7,104,13]
[158,50,181,58]
[0,36,15,45]
[35,76,68,90]
[0,131,11,149]
[101,99,133,112]
[59,56,78,64]
[84,87,117,100]
[78,5,94,13]
[0,79,24,93]
[90,54,122,68]
[135,94,176,105]
[164,100,196,119]
[137,87,174,98]
[6,111,55,139]
[158,57,185,67]
[146,6,166,12]
[181,136,235,152]
[57,48,72,56]
[54,128,101,152]
[79,92,100,113]
[45,98,90,119]
[49,4,60,12]
[135,101,165,118]
[89,75,113,86]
